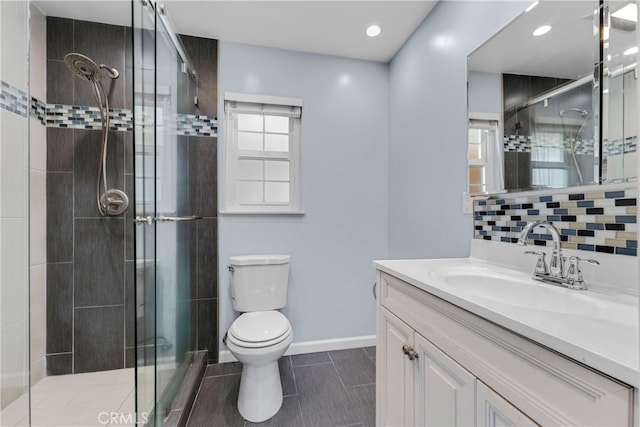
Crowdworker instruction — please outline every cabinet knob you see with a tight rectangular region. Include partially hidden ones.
[402,344,419,361]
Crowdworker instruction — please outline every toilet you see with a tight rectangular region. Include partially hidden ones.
[225,254,293,423]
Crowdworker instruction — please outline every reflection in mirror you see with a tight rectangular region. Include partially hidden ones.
[603,0,638,183]
[468,0,638,193]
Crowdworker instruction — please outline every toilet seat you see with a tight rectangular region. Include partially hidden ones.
[228,311,291,348]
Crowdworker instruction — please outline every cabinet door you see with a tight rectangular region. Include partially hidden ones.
[378,307,414,427]
[414,333,476,426]
[477,381,539,427]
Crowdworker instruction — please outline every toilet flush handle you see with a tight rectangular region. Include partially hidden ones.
[228,266,235,272]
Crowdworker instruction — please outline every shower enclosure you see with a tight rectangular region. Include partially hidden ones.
[509,78,597,190]
[1,0,217,425]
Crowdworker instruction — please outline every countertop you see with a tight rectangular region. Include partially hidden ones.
[373,256,639,388]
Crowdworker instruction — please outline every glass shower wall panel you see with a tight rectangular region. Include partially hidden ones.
[133,0,157,422]
[153,12,197,422]
[133,1,198,424]
[514,79,598,190]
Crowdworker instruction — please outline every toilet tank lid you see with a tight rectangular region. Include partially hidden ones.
[229,254,290,266]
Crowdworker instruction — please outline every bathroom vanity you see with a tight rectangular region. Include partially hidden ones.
[374,241,638,426]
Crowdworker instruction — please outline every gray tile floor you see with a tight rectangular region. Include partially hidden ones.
[186,347,376,427]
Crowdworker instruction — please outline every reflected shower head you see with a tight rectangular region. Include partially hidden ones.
[64,53,120,81]
[559,108,589,118]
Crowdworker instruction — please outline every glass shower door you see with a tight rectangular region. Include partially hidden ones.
[132,1,198,424]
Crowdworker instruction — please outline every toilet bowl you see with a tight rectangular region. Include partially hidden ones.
[226,310,293,422]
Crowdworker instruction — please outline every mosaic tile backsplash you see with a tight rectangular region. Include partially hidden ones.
[474,188,638,256]
[1,79,217,136]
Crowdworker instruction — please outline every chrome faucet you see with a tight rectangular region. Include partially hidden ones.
[518,220,565,278]
[517,220,599,290]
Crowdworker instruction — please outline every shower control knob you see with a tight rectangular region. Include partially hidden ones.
[134,216,154,225]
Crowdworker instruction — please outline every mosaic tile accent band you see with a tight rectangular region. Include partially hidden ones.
[47,104,133,131]
[605,136,637,156]
[504,134,596,156]
[1,80,217,136]
[474,189,638,256]
[177,113,217,137]
[31,97,47,125]
[1,80,29,118]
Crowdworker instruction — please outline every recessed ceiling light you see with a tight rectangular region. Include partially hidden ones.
[366,24,381,38]
[624,46,638,56]
[533,25,551,36]
[525,1,539,13]
[612,3,638,22]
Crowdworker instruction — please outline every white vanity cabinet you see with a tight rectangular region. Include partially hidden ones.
[375,270,633,427]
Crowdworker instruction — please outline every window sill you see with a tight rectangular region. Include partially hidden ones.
[219,209,306,216]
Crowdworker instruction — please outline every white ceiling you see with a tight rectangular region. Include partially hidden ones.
[468,0,637,79]
[34,0,439,63]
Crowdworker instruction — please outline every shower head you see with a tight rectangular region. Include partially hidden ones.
[559,108,589,118]
[64,53,120,81]
[64,53,102,82]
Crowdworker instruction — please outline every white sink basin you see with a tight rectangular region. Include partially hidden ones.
[427,264,634,321]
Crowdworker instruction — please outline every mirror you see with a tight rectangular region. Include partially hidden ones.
[468,0,638,194]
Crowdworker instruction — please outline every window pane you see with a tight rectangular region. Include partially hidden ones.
[469,184,486,195]
[468,128,482,144]
[532,168,569,187]
[265,115,289,133]
[238,114,263,132]
[265,182,289,203]
[265,160,289,181]
[237,132,263,151]
[238,159,263,181]
[265,134,289,152]
[469,166,485,185]
[238,181,263,203]
[468,143,482,161]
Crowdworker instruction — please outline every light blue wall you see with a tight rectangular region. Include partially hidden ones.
[218,42,389,345]
[468,71,502,114]
[388,1,526,259]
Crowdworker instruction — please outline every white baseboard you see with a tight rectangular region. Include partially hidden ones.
[218,334,376,364]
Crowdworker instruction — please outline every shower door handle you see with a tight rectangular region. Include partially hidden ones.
[134,216,154,225]
[156,215,203,222]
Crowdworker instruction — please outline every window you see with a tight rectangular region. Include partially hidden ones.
[467,115,501,195]
[223,93,303,214]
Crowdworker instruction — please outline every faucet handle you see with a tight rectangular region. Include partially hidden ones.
[568,256,600,266]
[524,251,549,275]
[566,256,599,289]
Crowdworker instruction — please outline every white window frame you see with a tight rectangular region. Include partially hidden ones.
[468,112,503,195]
[221,92,303,214]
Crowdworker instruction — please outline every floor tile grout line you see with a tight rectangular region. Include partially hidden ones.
[184,370,207,426]
[346,382,376,389]
[287,355,299,397]
[291,360,333,368]
[287,355,306,427]
[327,351,350,392]
[295,390,307,427]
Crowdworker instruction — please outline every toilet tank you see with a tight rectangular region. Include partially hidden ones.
[229,254,290,312]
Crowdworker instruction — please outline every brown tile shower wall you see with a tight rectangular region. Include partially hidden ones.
[45,18,219,374]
